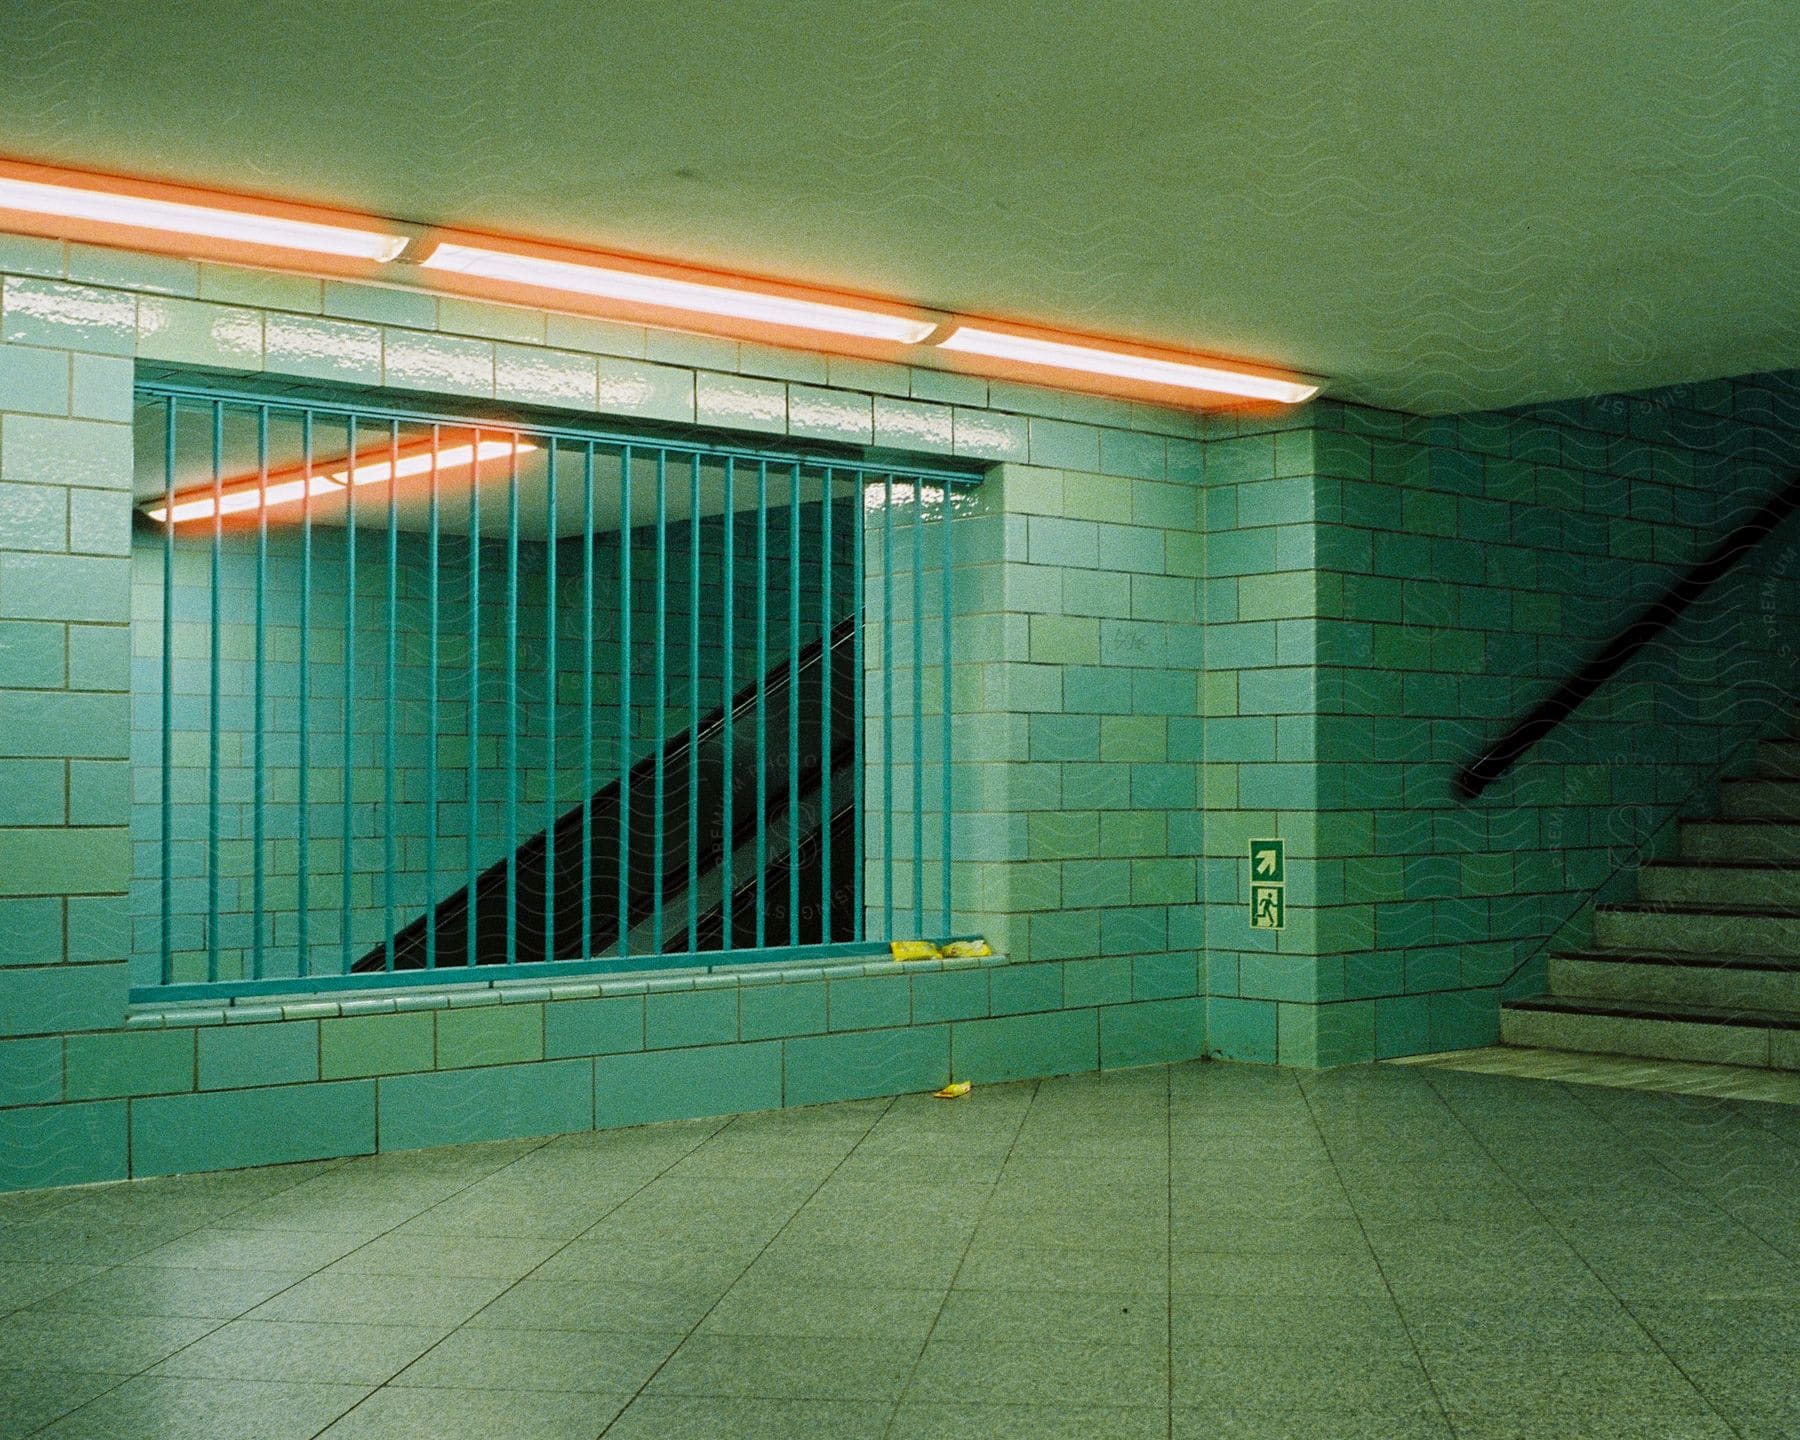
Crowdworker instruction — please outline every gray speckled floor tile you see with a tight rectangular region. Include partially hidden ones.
[2,1060,1795,1440]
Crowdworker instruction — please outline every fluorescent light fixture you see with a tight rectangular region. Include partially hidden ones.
[1,163,1326,403]
[0,174,407,262]
[148,474,343,525]
[422,241,937,344]
[935,325,1318,404]
[336,438,530,489]
[144,438,535,524]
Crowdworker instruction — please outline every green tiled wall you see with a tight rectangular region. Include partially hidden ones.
[2,242,1210,1189]
[0,309,135,1113]
[0,953,1185,1188]
[8,233,1798,1191]
[937,459,1210,1066]
[1200,374,1800,1063]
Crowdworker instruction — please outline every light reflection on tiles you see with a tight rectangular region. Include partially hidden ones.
[1389,1044,1800,1106]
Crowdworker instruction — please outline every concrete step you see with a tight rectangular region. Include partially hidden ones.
[1594,904,1800,958]
[1638,861,1800,911]
[1721,779,1800,821]
[1679,820,1800,864]
[1547,949,1800,1013]
[1501,994,1800,1071]
[1756,740,1800,779]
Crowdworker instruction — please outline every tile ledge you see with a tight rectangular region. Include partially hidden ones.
[125,951,1013,1027]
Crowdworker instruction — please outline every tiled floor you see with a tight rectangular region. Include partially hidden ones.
[3,1060,1799,1439]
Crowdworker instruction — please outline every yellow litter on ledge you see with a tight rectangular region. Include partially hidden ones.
[935,1081,973,1099]
[890,940,940,962]
[938,937,992,958]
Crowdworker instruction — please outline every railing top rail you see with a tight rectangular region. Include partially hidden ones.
[1456,468,1800,801]
[132,379,988,486]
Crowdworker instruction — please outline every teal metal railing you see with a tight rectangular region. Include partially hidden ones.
[129,382,973,1002]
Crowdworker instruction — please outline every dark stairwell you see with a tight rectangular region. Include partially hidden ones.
[355,617,860,973]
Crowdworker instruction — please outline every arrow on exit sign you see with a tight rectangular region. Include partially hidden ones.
[1249,839,1284,884]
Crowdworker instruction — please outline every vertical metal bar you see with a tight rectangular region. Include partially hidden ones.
[617,445,632,960]
[544,440,558,962]
[506,437,520,971]
[882,471,894,941]
[207,401,223,985]
[252,407,269,982]
[425,427,440,969]
[298,412,313,976]
[581,443,595,960]
[940,481,954,936]
[652,450,667,955]
[159,398,175,987]
[383,420,400,972]
[788,462,801,947]
[687,453,700,948]
[852,470,865,941]
[720,458,735,951]
[340,415,357,977]
[820,467,833,943]
[755,460,768,949]
[466,426,481,968]
[912,475,925,934]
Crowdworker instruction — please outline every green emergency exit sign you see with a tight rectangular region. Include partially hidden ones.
[1248,838,1286,930]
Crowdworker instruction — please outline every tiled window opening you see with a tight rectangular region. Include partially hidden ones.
[127,379,972,1003]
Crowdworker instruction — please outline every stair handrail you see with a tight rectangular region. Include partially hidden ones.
[1455,468,1800,801]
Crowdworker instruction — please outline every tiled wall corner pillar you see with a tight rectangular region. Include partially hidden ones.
[935,461,1209,1068]
[1,311,135,1184]
[1194,420,1343,1065]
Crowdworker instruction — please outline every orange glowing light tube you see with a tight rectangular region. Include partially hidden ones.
[0,160,408,266]
[143,437,537,525]
[420,238,940,345]
[934,323,1319,405]
[0,159,1328,409]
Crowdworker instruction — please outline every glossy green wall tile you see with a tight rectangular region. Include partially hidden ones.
[198,1020,317,1089]
[544,995,645,1058]
[951,1009,1098,1083]
[0,964,126,1037]
[908,968,990,1024]
[738,981,827,1041]
[321,1012,434,1079]
[132,1079,373,1175]
[593,1041,781,1128]
[0,1036,64,1105]
[784,1025,948,1105]
[827,975,910,1032]
[0,1099,126,1189]
[645,989,737,1050]
[379,1059,590,1150]
[436,1004,543,1069]
[65,1027,192,1099]
[1100,997,1205,1069]
[5,256,1797,1197]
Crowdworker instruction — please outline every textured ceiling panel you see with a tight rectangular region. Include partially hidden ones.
[1,0,1794,411]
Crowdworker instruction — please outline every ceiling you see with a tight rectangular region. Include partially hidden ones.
[3,1,1795,413]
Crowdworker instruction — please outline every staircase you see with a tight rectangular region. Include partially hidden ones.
[1501,733,1800,1071]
